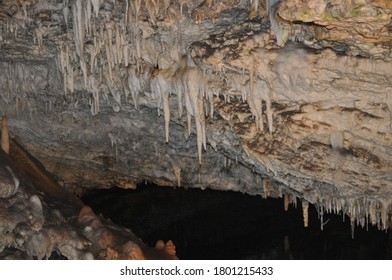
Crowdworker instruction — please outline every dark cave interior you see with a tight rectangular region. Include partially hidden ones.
[82,184,392,260]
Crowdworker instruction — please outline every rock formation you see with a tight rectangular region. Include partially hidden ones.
[0,0,391,258]
[0,129,177,259]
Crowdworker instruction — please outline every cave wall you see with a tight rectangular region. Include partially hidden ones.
[0,0,391,229]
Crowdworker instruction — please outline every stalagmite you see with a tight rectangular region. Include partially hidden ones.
[1,115,9,154]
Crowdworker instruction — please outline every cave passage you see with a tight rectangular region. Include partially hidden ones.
[82,184,392,260]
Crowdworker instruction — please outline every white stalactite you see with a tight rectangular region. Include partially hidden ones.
[71,0,85,57]
[183,67,207,164]
[63,0,70,28]
[262,179,271,198]
[91,0,103,17]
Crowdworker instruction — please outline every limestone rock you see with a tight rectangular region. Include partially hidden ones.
[0,0,390,233]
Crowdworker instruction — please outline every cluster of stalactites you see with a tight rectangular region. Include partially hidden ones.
[242,55,273,133]
[57,0,277,164]
[262,179,392,234]
[308,195,391,233]
[59,0,140,115]
[150,55,219,165]
[319,197,392,233]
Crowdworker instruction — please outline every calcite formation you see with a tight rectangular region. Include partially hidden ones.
[0,0,391,257]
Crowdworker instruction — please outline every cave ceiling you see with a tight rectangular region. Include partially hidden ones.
[0,0,391,230]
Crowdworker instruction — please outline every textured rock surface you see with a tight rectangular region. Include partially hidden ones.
[0,139,177,259]
[0,0,391,234]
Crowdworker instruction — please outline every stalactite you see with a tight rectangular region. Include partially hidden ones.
[1,115,9,154]
[174,78,184,118]
[302,201,309,228]
[267,0,288,47]
[151,68,174,144]
[162,0,171,17]
[262,179,271,199]
[380,199,390,230]
[71,0,85,57]
[127,66,142,110]
[263,82,273,134]
[163,91,170,143]
[105,21,114,69]
[108,133,118,163]
[178,0,187,16]
[369,200,377,226]
[183,67,207,164]
[135,33,142,69]
[105,48,113,84]
[284,194,289,211]
[89,76,100,115]
[246,55,274,133]
[68,66,75,93]
[35,26,45,49]
[250,0,259,12]
[350,216,355,239]
[86,41,96,74]
[86,0,92,36]
[172,163,181,188]
[63,0,70,28]
[146,0,157,25]
[266,0,270,15]
[120,23,127,66]
[135,0,143,21]
[91,0,103,18]
[80,59,88,89]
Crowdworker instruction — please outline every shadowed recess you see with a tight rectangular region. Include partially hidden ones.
[82,184,392,260]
